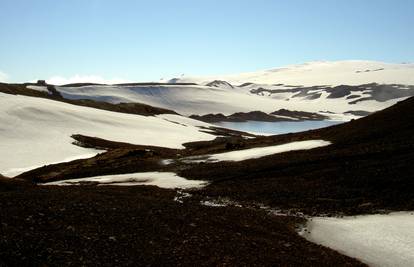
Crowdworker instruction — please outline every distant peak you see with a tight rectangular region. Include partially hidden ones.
[205,80,234,88]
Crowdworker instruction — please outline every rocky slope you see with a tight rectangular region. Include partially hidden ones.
[0,182,364,266]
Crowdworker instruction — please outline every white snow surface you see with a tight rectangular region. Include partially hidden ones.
[0,93,216,177]
[172,60,414,86]
[43,172,207,189]
[56,83,400,118]
[55,61,414,118]
[185,140,331,163]
[301,212,414,267]
[57,84,285,116]
[47,61,414,119]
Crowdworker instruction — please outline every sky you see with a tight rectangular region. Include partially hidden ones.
[0,0,413,83]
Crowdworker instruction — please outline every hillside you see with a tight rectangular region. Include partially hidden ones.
[0,92,218,177]
[16,95,414,214]
[52,61,414,119]
[1,90,413,267]
[180,96,414,214]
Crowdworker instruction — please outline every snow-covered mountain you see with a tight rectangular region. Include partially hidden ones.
[57,84,287,116]
[169,60,414,86]
[55,83,411,120]
[0,92,217,177]
[52,61,414,120]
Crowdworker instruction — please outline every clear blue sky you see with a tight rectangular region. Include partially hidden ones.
[0,0,413,82]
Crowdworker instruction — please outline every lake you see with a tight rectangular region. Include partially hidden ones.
[213,120,343,135]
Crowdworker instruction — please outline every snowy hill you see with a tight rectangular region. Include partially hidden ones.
[170,60,414,86]
[0,93,217,177]
[56,83,410,120]
[57,84,283,116]
[52,61,414,120]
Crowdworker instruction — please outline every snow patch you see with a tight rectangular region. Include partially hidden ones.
[184,140,331,163]
[200,197,242,208]
[160,159,174,166]
[43,172,207,189]
[300,212,414,267]
[173,191,192,203]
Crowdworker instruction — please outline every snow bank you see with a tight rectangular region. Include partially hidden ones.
[185,140,331,163]
[43,172,207,189]
[300,212,414,267]
[0,93,216,177]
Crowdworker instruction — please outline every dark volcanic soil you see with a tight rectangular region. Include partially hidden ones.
[0,181,364,266]
[17,96,414,216]
[3,86,414,266]
[182,97,414,215]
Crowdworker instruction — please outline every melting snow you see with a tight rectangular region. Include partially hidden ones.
[43,172,207,189]
[300,212,414,267]
[184,140,331,163]
[200,200,228,207]
[173,191,192,203]
[200,197,242,208]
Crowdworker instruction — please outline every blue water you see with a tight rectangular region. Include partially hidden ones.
[213,120,343,135]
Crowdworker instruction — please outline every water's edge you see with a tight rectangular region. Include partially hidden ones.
[212,120,343,135]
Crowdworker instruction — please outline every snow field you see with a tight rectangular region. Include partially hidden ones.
[0,93,216,176]
[43,172,207,189]
[300,212,414,267]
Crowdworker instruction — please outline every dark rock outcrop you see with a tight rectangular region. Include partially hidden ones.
[190,109,327,123]
[191,111,283,122]
[271,109,328,120]
[344,110,372,117]
[206,80,234,88]
[249,83,414,104]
